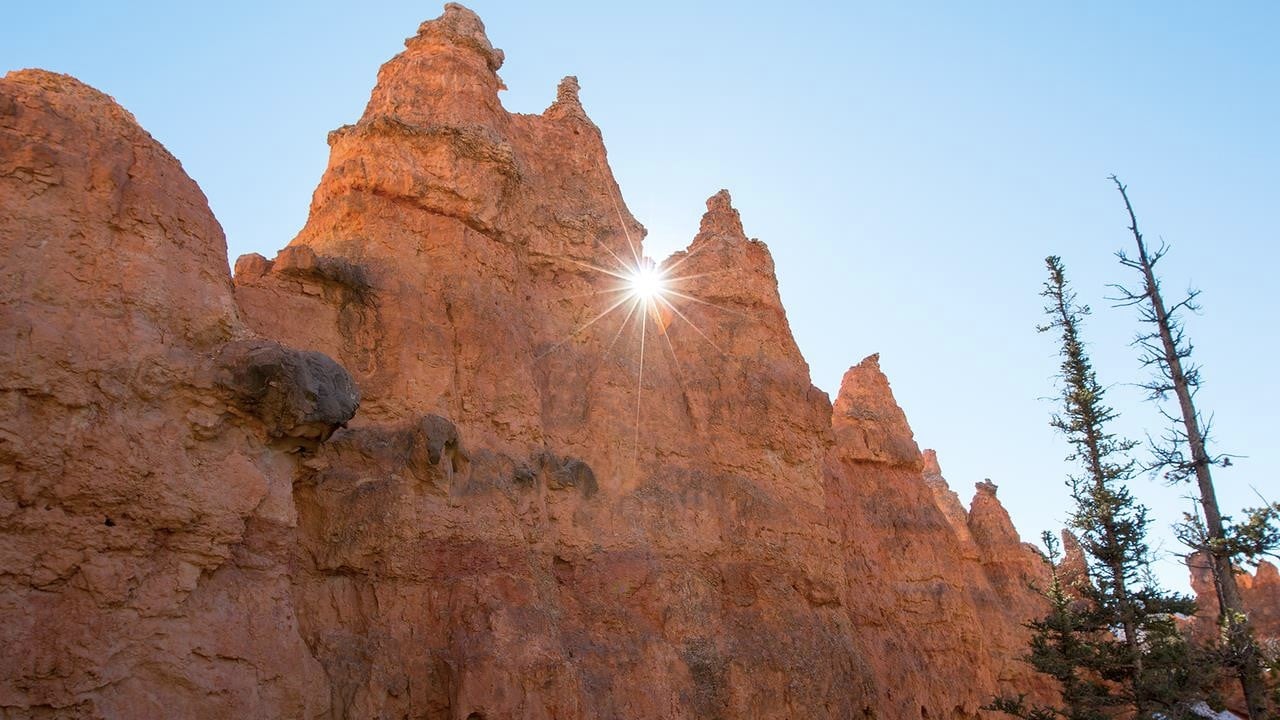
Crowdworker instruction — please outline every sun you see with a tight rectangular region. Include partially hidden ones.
[626,262,668,302]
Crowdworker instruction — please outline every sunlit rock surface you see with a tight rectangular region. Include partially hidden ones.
[2,5,1056,718]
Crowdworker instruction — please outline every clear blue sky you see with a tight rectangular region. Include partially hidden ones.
[5,2,1277,593]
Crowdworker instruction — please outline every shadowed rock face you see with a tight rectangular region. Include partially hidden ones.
[217,340,360,444]
[1187,554,1280,715]
[2,5,1054,719]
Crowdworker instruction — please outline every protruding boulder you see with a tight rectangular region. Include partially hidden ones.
[233,252,273,280]
[535,451,598,497]
[217,340,360,443]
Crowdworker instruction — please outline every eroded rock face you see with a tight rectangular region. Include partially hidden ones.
[1187,556,1280,715]
[1190,557,1280,634]
[832,354,923,468]
[3,5,1055,719]
[0,69,353,718]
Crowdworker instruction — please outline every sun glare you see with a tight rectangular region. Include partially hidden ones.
[626,262,667,301]
[539,175,744,466]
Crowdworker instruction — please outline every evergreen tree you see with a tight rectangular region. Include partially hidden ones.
[989,533,1116,720]
[1108,176,1279,718]
[993,256,1207,719]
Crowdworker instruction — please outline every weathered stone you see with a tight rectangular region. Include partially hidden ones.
[216,339,360,443]
[0,67,343,719]
[0,5,1063,719]
[832,354,923,468]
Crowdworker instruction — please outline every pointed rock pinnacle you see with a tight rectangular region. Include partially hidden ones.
[697,189,746,239]
[413,3,505,72]
[544,75,592,123]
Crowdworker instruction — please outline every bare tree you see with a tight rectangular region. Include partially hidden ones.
[1108,176,1272,718]
[991,257,1209,720]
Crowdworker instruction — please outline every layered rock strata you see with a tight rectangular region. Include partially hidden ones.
[2,5,1055,718]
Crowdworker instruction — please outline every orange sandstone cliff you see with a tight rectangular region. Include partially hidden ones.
[1,5,1055,718]
[1188,555,1280,714]
[1190,558,1280,640]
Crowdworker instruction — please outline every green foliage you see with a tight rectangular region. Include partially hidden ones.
[992,257,1213,719]
[1177,502,1280,570]
[987,533,1125,720]
[996,533,1121,720]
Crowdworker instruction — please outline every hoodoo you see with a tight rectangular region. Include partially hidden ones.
[3,5,1062,718]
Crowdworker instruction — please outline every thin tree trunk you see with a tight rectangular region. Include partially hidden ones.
[1115,181,1269,719]
[1050,269,1147,713]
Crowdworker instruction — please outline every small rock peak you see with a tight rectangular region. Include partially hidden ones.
[357,3,507,135]
[919,449,975,545]
[543,75,592,124]
[1256,560,1279,586]
[1058,529,1089,587]
[832,353,922,467]
[556,75,581,105]
[968,479,1026,554]
[834,354,887,407]
[921,449,941,476]
[1186,551,1216,594]
[1060,529,1083,556]
[707,188,733,212]
[697,189,746,239]
[412,3,505,72]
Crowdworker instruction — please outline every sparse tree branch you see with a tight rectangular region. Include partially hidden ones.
[1108,175,1274,718]
[993,256,1209,719]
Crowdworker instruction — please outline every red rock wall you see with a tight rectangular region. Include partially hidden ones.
[2,5,1055,718]
[0,70,356,718]
[1190,557,1280,638]
[1189,555,1280,713]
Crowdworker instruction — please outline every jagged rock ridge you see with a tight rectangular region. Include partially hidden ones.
[2,5,1060,718]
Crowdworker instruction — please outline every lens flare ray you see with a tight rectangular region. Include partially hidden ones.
[537,172,754,467]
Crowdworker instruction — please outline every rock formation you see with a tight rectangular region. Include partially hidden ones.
[2,5,1057,718]
[1190,557,1280,639]
[1188,555,1280,714]
[0,68,356,719]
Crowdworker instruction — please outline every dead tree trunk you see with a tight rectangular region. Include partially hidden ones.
[1109,176,1269,719]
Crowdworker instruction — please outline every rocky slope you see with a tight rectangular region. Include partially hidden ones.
[2,5,1059,718]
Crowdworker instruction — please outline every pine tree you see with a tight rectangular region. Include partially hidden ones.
[988,533,1116,720]
[1108,176,1278,718]
[993,256,1206,719]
